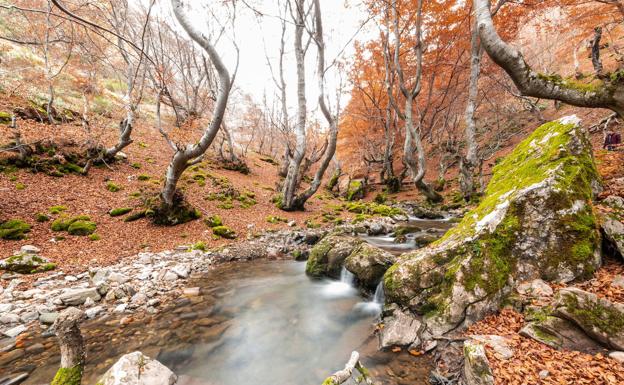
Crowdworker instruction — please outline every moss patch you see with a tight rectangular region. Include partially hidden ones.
[212,226,237,239]
[0,219,31,240]
[109,207,132,217]
[51,365,83,385]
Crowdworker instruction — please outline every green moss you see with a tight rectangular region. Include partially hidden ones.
[345,180,364,201]
[109,207,132,217]
[0,219,31,240]
[212,226,237,239]
[267,215,287,224]
[89,233,101,241]
[0,111,12,124]
[130,162,142,169]
[15,182,25,190]
[51,215,90,232]
[51,365,83,385]
[106,181,122,192]
[536,73,604,93]
[305,220,321,229]
[49,205,68,214]
[306,238,334,277]
[36,213,50,222]
[204,215,223,227]
[562,292,624,335]
[191,241,208,251]
[137,174,151,181]
[67,220,97,236]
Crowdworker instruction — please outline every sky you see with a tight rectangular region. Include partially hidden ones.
[168,0,374,114]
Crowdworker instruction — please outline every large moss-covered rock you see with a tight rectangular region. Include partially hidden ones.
[306,235,363,279]
[600,195,624,259]
[344,243,395,289]
[384,116,602,337]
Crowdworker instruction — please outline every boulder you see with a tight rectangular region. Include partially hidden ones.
[0,253,54,274]
[344,243,395,289]
[305,235,363,279]
[383,116,602,337]
[553,287,624,350]
[59,288,101,306]
[519,314,603,352]
[379,305,422,349]
[463,340,494,385]
[600,195,624,259]
[97,351,177,385]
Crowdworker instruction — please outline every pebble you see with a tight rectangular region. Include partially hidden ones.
[114,304,127,313]
[0,314,20,324]
[539,370,549,379]
[39,312,59,325]
[85,306,104,319]
[65,275,78,282]
[183,287,200,296]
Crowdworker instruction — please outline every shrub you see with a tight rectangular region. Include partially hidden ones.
[212,226,237,239]
[0,219,31,240]
[109,207,132,217]
[106,181,122,192]
[204,215,223,227]
[67,220,97,236]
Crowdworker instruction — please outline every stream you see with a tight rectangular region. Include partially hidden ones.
[4,218,453,385]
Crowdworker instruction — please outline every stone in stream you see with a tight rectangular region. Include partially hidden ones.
[0,348,24,365]
[0,372,29,385]
[305,235,364,279]
[383,116,602,339]
[379,304,422,349]
[97,351,177,385]
[344,243,395,290]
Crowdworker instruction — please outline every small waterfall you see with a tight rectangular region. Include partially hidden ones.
[340,267,355,286]
[372,281,385,305]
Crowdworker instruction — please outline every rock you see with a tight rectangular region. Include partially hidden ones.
[92,268,111,284]
[470,335,514,360]
[131,293,147,306]
[344,243,395,289]
[109,272,130,284]
[553,287,624,350]
[0,314,19,324]
[287,220,297,227]
[0,253,53,274]
[463,340,494,385]
[609,351,624,363]
[20,245,40,254]
[539,370,550,379]
[20,311,38,323]
[114,304,127,313]
[3,325,27,338]
[0,304,13,313]
[183,287,200,296]
[601,195,624,258]
[59,288,101,306]
[305,235,363,279]
[172,264,190,279]
[368,223,386,236]
[0,348,24,366]
[84,297,95,307]
[379,305,422,349]
[64,275,78,282]
[161,271,179,282]
[519,314,603,352]
[39,312,59,325]
[26,343,44,354]
[0,372,29,385]
[384,116,601,337]
[97,351,177,385]
[516,279,553,297]
[612,275,624,289]
[114,151,128,160]
[85,306,103,319]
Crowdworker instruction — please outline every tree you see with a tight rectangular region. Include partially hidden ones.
[157,0,232,215]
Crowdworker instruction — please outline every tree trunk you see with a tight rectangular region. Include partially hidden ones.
[51,308,85,385]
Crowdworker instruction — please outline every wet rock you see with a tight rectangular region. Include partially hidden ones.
[463,340,494,385]
[25,342,44,354]
[553,287,624,350]
[0,348,24,365]
[97,351,177,385]
[344,243,395,289]
[384,116,601,338]
[3,325,26,338]
[379,305,422,349]
[305,235,363,279]
[59,288,101,306]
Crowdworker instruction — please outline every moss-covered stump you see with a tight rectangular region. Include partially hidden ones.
[383,116,602,337]
[344,243,395,289]
[306,235,364,279]
[553,287,624,350]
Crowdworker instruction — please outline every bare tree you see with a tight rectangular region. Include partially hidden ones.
[157,0,232,215]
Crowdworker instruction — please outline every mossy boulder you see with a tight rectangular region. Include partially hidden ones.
[0,253,55,274]
[0,219,31,240]
[600,195,624,259]
[212,226,237,239]
[305,235,363,279]
[51,215,91,232]
[344,179,365,201]
[204,215,223,227]
[344,243,395,289]
[383,116,602,338]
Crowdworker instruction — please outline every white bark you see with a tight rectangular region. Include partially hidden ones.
[162,0,231,206]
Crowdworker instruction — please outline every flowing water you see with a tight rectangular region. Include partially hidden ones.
[7,261,432,385]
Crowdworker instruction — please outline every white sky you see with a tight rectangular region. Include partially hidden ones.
[171,0,374,113]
